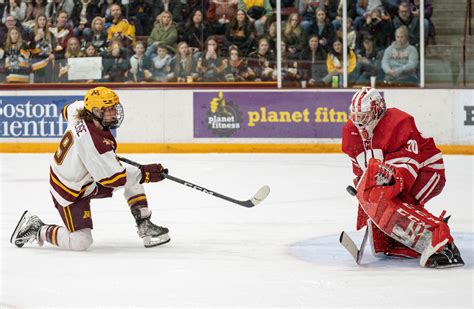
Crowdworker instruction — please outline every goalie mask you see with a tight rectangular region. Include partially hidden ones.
[349,87,386,137]
[84,87,124,129]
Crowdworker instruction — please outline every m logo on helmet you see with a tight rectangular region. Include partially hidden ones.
[91,90,100,96]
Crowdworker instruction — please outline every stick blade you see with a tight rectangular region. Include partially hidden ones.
[249,185,270,206]
[339,231,359,262]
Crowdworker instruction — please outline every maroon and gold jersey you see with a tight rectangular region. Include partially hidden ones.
[342,107,445,198]
[49,100,127,206]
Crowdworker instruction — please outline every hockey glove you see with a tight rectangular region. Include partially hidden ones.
[363,158,403,203]
[140,164,168,184]
[375,161,396,186]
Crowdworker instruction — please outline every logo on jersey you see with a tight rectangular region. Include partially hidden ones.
[83,211,91,219]
[206,91,242,137]
[102,138,115,149]
[405,140,419,154]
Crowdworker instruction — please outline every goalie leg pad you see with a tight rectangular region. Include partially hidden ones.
[360,197,452,255]
[368,220,420,258]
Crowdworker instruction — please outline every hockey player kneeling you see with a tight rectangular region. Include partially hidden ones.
[342,87,464,269]
[11,87,170,250]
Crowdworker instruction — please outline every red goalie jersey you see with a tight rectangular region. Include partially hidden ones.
[342,107,445,229]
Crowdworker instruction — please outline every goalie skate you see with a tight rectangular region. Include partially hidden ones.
[10,210,44,248]
[424,243,465,269]
[137,219,170,248]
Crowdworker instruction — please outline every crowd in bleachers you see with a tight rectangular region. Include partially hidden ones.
[0,0,435,85]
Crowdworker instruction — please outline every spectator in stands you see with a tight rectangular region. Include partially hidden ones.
[103,39,130,82]
[168,41,198,82]
[238,0,273,36]
[225,44,255,81]
[275,40,299,83]
[224,9,255,56]
[381,25,419,85]
[265,20,276,51]
[322,37,357,85]
[57,36,82,81]
[2,0,26,23]
[247,36,274,81]
[0,15,28,45]
[49,10,72,58]
[153,0,184,27]
[83,42,99,57]
[84,16,108,55]
[127,0,153,36]
[196,35,229,81]
[332,0,358,33]
[99,0,116,23]
[4,27,31,82]
[24,0,47,25]
[384,0,404,17]
[353,0,387,31]
[151,45,172,81]
[181,9,213,54]
[357,8,393,52]
[307,8,335,52]
[299,33,327,85]
[392,2,428,48]
[409,0,435,44]
[207,0,238,35]
[45,0,74,25]
[107,3,136,48]
[146,10,178,56]
[324,0,338,22]
[299,0,325,33]
[28,14,55,82]
[71,0,100,37]
[282,12,306,60]
[128,40,153,82]
[355,33,383,85]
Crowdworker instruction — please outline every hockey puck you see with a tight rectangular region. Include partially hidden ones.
[346,185,357,196]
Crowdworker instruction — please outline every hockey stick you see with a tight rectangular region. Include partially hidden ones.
[117,156,270,208]
[339,185,369,265]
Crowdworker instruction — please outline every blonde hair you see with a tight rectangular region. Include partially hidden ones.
[283,13,301,37]
[5,27,23,50]
[65,37,82,58]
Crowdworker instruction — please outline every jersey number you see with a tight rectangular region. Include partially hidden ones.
[406,140,419,154]
[54,130,74,165]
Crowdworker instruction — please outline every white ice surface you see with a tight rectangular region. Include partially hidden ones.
[0,153,473,308]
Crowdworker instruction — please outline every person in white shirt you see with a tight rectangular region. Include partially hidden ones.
[11,87,170,250]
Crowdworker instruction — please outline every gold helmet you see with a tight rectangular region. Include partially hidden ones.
[84,87,124,129]
[84,86,120,112]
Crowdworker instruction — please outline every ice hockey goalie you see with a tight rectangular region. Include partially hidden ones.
[342,87,464,269]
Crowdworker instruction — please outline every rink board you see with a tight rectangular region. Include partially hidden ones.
[0,89,472,153]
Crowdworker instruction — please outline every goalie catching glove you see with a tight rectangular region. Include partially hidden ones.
[361,158,404,203]
[140,164,168,184]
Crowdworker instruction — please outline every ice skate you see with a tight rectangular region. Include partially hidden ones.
[132,208,170,248]
[425,243,464,269]
[10,211,45,248]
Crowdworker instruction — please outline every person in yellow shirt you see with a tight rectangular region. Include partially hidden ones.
[323,38,357,86]
[107,3,136,47]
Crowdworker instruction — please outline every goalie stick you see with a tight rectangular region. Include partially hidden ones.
[117,156,270,208]
[339,185,369,264]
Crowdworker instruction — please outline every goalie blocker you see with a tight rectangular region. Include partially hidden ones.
[356,158,464,269]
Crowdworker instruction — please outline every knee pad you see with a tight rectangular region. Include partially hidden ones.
[70,228,93,251]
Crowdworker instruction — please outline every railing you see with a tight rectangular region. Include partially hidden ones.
[463,0,472,86]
